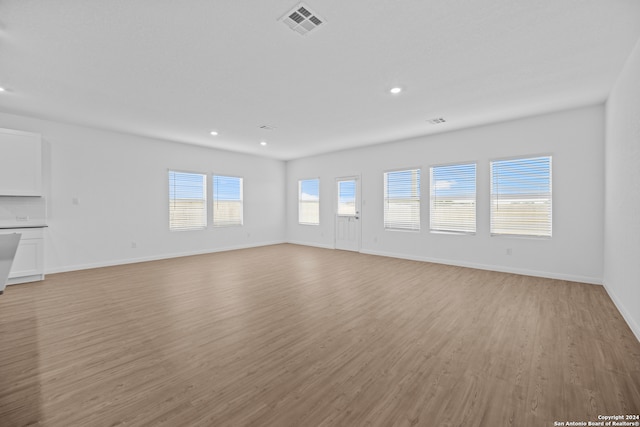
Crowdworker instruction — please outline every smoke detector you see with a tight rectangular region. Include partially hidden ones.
[280,3,324,36]
[428,118,447,125]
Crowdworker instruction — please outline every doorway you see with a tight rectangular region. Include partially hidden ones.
[335,176,361,251]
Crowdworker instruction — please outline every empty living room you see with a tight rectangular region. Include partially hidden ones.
[1,1,639,426]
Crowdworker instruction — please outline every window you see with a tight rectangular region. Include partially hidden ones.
[384,168,421,231]
[213,175,243,227]
[168,170,207,231]
[490,156,552,237]
[430,163,476,233]
[337,180,356,216]
[299,179,319,225]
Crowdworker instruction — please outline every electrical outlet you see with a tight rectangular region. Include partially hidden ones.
[16,216,29,222]
[506,248,512,255]
[131,242,137,249]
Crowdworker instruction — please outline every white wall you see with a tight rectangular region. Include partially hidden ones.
[0,112,286,273]
[287,105,605,284]
[604,38,640,341]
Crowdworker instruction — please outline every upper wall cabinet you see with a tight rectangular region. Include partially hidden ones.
[0,128,43,196]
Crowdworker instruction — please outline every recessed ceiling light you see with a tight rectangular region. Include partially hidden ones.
[260,141,267,146]
[0,87,6,92]
[390,87,402,94]
[210,131,218,136]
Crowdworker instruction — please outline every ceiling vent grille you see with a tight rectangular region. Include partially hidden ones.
[280,3,324,36]
[428,118,447,125]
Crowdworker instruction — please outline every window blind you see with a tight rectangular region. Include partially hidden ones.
[299,179,319,225]
[384,169,420,231]
[337,180,356,216]
[169,171,207,231]
[213,175,243,227]
[430,163,476,233]
[490,156,552,237]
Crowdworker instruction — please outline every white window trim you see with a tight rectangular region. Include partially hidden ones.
[168,169,208,232]
[212,174,244,228]
[429,161,477,235]
[383,167,422,232]
[298,177,320,226]
[489,154,553,239]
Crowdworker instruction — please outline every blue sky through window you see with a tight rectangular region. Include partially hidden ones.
[214,175,242,201]
[300,179,319,200]
[491,157,551,197]
[431,163,476,199]
[169,171,205,200]
[386,170,420,199]
[338,180,355,204]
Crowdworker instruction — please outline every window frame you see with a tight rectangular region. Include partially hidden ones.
[298,178,320,226]
[212,174,244,228]
[429,161,477,235]
[489,154,553,238]
[383,167,422,232]
[168,169,208,232]
[336,179,357,217]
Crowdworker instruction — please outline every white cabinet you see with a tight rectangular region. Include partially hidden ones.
[0,228,45,285]
[0,128,43,196]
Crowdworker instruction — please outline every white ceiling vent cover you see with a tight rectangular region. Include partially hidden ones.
[280,3,324,36]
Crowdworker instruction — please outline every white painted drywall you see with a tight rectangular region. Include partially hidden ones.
[286,105,605,284]
[0,112,286,273]
[0,103,608,286]
[604,38,640,341]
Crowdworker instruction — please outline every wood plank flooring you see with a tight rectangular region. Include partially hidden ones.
[0,243,639,426]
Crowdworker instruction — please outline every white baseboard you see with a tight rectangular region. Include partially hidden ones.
[7,274,45,285]
[286,240,335,250]
[359,248,603,285]
[602,281,640,343]
[45,240,286,275]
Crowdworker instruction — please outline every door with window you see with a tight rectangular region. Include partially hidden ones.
[335,176,361,251]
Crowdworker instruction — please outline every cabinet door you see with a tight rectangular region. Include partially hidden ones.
[9,238,43,278]
[0,128,43,196]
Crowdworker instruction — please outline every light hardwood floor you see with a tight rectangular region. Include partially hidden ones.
[0,244,638,426]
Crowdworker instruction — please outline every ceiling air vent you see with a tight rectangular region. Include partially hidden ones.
[280,3,324,36]
[428,117,447,125]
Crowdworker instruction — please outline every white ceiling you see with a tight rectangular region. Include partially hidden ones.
[1,1,639,160]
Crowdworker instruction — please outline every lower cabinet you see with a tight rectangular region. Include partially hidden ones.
[0,228,45,285]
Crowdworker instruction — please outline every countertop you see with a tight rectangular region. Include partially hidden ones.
[0,225,48,229]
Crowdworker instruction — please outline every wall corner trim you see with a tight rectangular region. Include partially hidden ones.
[603,281,640,343]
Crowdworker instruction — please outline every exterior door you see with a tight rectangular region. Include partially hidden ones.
[335,176,361,251]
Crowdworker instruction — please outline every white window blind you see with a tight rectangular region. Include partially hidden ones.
[169,170,207,231]
[384,169,421,231]
[213,175,243,227]
[430,163,476,233]
[337,180,356,216]
[299,179,319,225]
[490,156,552,237]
